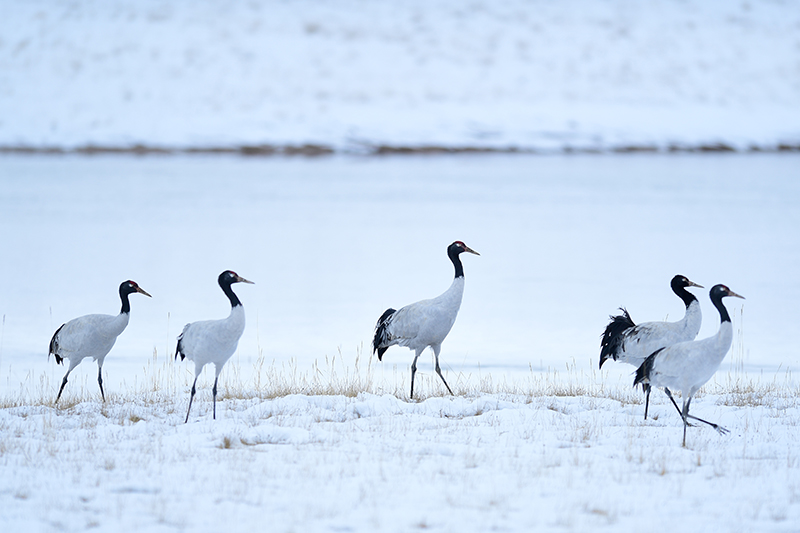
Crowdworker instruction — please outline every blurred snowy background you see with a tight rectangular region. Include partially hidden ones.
[1,0,799,152]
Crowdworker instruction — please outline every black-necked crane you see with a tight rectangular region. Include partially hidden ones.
[600,275,703,419]
[372,241,479,399]
[176,270,253,423]
[634,284,744,446]
[49,280,151,403]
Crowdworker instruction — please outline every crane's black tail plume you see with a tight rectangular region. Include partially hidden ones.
[175,334,186,361]
[599,308,635,369]
[372,308,396,361]
[634,347,664,390]
[49,324,65,365]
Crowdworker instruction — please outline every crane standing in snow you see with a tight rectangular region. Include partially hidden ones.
[600,275,703,419]
[176,270,253,423]
[49,280,151,403]
[635,284,744,446]
[372,241,479,399]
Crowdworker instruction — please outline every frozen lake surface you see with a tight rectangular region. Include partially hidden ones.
[1,153,798,397]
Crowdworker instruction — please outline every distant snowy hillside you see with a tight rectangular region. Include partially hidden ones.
[1,0,799,153]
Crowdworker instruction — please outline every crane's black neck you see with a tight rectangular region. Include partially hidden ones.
[710,290,732,324]
[220,279,242,308]
[671,280,698,309]
[448,246,465,279]
[119,286,132,315]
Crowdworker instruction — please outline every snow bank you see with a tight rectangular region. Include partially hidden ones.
[1,391,799,531]
[1,0,799,152]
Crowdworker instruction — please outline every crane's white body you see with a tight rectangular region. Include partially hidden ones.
[614,300,702,368]
[52,312,130,370]
[177,304,245,379]
[382,276,464,355]
[642,320,733,399]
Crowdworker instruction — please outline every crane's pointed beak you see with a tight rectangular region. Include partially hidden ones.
[236,276,255,284]
[464,245,480,256]
[688,280,704,289]
[137,287,152,298]
[728,289,745,300]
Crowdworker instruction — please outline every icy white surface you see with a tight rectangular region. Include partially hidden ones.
[1,154,798,393]
[2,391,800,532]
[1,0,799,150]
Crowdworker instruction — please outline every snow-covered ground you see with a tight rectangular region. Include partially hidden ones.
[2,387,799,532]
[1,0,799,152]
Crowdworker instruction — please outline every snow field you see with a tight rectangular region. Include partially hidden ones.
[1,358,799,532]
[1,0,799,151]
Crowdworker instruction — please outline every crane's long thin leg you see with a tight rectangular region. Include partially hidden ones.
[664,389,727,434]
[682,397,690,447]
[648,386,684,420]
[212,376,218,420]
[664,387,683,417]
[664,388,694,427]
[684,413,729,435]
[55,359,81,404]
[184,376,198,424]
[432,345,453,396]
[97,364,106,402]
[410,350,422,399]
[55,369,72,403]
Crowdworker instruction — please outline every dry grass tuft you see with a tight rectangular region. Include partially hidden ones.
[1,315,794,414]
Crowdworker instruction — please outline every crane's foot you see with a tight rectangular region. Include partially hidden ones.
[686,414,728,435]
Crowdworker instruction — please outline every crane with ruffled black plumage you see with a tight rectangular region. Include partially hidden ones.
[372,241,479,399]
[49,280,151,403]
[176,270,253,423]
[600,275,703,419]
[635,284,744,446]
